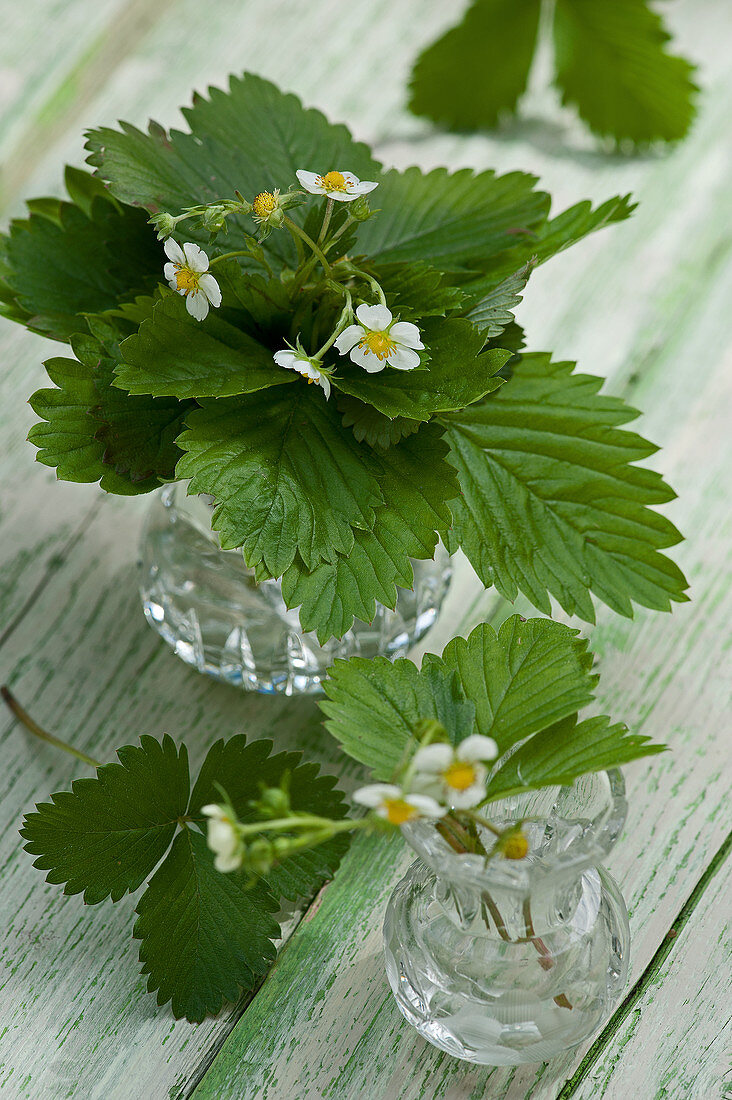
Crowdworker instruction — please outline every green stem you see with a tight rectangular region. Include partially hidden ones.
[317,197,335,244]
[312,287,353,360]
[1,686,100,768]
[209,249,251,265]
[323,214,356,254]
[284,216,332,278]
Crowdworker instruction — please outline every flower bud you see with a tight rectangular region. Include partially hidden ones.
[412,717,448,745]
[149,212,178,239]
[349,195,373,222]
[258,786,291,816]
[499,829,529,860]
[200,204,228,232]
[246,838,275,874]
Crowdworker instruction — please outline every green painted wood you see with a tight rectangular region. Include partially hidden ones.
[0,0,730,1096]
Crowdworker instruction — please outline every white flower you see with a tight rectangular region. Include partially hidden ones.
[201,804,243,872]
[273,347,333,399]
[352,783,446,826]
[296,169,378,203]
[163,239,221,321]
[335,304,423,373]
[412,734,499,809]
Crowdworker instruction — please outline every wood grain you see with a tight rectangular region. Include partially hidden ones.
[0,0,730,1097]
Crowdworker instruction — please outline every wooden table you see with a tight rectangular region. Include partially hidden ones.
[1,1,730,1097]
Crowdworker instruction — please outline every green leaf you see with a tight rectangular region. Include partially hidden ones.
[553,0,698,146]
[189,735,348,904]
[337,395,421,450]
[331,319,509,421]
[424,616,596,753]
[464,261,533,341]
[85,73,381,267]
[356,167,550,272]
[373,261,467,323]
[322,658,476,780]
[134,829,279,1022]
[0,190,160,342]
[409,0,542,130]
[485,713,666,801]
[115,294,289,399]
[28,329,190,492]
[20,735,189,904]
[281,424,458,642]
[22,733,348,1023]
[462,194,636,290]
[442,352,689,619]
[176,385,384,574]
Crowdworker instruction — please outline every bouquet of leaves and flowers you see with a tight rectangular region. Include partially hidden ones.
[0,74,688,644]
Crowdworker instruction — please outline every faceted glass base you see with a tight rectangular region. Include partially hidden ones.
[138,484,453,694]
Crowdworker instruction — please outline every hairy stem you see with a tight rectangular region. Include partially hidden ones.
[1,686,100,768]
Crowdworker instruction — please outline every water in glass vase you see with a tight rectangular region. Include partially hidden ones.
[383,771,631,1065]
[139,483,452,694]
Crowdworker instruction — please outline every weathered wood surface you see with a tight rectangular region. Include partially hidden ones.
[0,1,730,1098]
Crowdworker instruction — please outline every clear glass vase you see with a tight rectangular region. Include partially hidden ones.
[383,770,630,1065]
[139,483,453,694]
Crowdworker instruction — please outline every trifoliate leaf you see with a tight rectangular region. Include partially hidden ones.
[424,617,596,753]
[484,712,666,801]
[553,0,698,146]
[115,294,289,399]
[337,395,421,450]
[189,735,349,904]
[321,658,475,779]
[134,828,279,1022]
[85,73,381,268]
[464,261,533,341]
[20,735,189,904]
[373,261,467,322]
[0,189,160,342]
[281,424,458,642]
[409,0,542,130]
[176,386,384,574]
[331,319,508,421]
[356,167,549,272]
[22,734,348,1022]
[441,353,689,620]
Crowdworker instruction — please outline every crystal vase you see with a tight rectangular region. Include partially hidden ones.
[138,483,452,694]
[383,770,630,1065]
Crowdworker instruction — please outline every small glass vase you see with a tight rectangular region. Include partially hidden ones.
[138,483,452,694]
[383,770,630,1065]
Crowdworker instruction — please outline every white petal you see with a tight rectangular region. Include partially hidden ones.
[458,734,499,762]
[319,374,331,399]
[334,324,364,354]
[353,783,401,808]
[199,272,221,306]
[390,321,424,350]
[185,290,210,321]
[163,261,177,282]
[274,350,298,369]
[349,344,385,372]
[350,180,379,196]
[447,782,486,810]
[296,170,325,194]
[164,238,185,264]
[183,242,209,272]
[330,191,360,202]
[201,804,224,819]
[214,851,242,873]
[408,794,447,819]
[168,277,179,292]
[413,743,454,773]
[341,172,359,186]
[356,303,393,330]
[207,819,238,854]
[389,346,421,371]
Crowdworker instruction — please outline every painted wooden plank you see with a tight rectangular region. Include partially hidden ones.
[0,0,729,1096]
[563,835,732,1100]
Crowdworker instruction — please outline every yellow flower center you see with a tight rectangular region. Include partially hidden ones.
[443,761,477,791]
[175,266,200,295]
[359,330,396,360]
[384,798,419,826]
[253,191,278,217]
[318,170,348,192]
